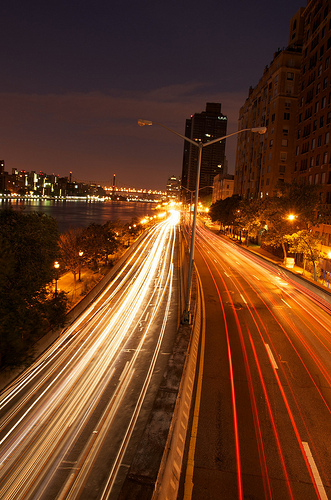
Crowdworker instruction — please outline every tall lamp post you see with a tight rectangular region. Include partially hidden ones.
[54,261,60,298]
[78,250,84,282]
[181,185,214,225]
[138,119,267,323]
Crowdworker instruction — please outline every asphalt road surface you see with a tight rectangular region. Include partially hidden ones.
[0,211,180,500]
[180,222,331,500]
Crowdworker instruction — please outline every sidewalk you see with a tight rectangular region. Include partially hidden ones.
[239,240,330,288]
[55,268,104,310]
[206,222,331,294]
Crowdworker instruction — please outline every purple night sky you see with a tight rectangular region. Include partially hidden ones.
[1,0,304,190]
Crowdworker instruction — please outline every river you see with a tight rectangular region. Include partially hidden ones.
[0,198,160,233]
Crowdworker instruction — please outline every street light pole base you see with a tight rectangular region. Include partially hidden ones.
[182,310,191,325]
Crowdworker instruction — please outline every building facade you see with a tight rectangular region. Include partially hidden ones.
[292,1,331,201]
[181,103,227,201]
[234,9,304,200]
[212,173,234,203]
[0,165,104,198]
[292,0,331,249]
[166,175,181,201]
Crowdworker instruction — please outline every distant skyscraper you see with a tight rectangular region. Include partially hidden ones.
[181,103,227,201]
[166,175,181,201]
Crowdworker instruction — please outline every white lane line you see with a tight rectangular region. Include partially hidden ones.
[281,298,292,308]
[302,441,328,500]
[240,293,247,304]
[265,344,278,369]
[119,361,130,381]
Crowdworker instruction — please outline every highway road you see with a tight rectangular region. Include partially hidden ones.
[0,210,180,500]
[181,222,331,500]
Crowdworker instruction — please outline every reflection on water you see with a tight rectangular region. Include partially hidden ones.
[0,199,159,233]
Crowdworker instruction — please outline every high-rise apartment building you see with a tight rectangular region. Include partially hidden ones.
[234,9,304,199]
[181,103,227,201]
[292,0,331,208]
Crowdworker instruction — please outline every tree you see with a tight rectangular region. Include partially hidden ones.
[58,227,85,282]
[0,209,67,367]
[101,221,121,264]
[209,195,241,228]
[275,181,321,228]
[80,223,108,270]
[262,182,323,262]
[262,198,297,261]
[235,198,267,246]
[285,230,322,281]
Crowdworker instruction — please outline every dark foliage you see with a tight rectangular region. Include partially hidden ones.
[0,209,67,368]
[209,195,241,226]
[58,221,121,275]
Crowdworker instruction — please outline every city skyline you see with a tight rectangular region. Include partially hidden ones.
[1,0,304,190]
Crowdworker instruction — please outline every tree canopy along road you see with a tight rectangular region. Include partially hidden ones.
[0,211,180,500]
[181,221,331,500]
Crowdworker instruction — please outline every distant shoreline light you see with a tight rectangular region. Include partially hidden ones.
[0,193,165,203]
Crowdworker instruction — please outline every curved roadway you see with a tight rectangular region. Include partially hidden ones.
[0,211,180,500]
[181,222,331,500]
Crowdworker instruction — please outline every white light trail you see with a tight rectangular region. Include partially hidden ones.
[0,211,180,499]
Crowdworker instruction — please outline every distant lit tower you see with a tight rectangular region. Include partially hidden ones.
[181,102,227,201]
[166,175,181,201]
[0,160,5,192]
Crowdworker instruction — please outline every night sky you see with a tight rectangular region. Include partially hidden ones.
[1,0,304,190]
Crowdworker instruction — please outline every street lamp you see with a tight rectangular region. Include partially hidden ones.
[138,119,267,323]
[78,250,84,282]
[54,261,60,298]
[181,185,214,225]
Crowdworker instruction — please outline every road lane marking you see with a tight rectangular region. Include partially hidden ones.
[239,293,247,304]
[302,441,328,500]
[265,344,278,369]
[119,361,130,381]
[281,298,292,308]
